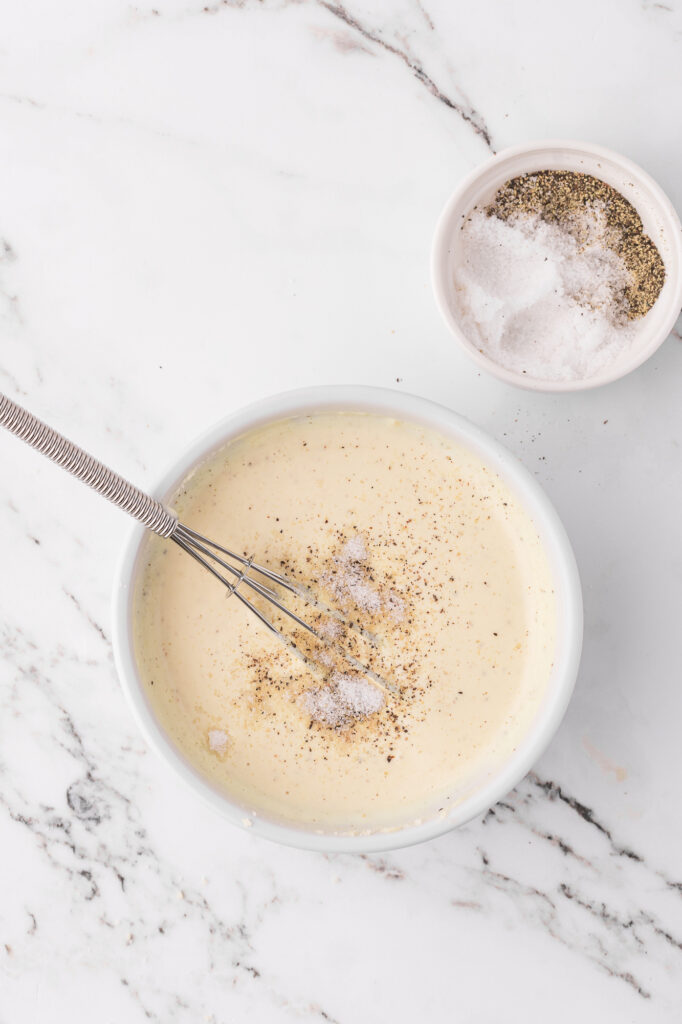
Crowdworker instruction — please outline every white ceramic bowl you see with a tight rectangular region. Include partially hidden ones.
[432,140,682,392]
[112,386,583,852]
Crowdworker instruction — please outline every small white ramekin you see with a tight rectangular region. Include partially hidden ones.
[431,140,682,392]
[112,386,582,852]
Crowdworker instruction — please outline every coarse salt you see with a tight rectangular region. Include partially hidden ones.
[208,729,229,755]
[453,208,638,382]
[300,671,385,728]
[341,535,368,561]
[322,533,402,617]
[317,617,343,641]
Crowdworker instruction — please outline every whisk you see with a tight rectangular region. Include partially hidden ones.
[0,392,390,690]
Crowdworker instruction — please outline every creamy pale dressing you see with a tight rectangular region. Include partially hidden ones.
[133,412,556,833]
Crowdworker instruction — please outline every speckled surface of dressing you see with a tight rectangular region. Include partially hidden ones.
[133,413,556,834]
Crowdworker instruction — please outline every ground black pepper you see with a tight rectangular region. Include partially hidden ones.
[487,170,665,320]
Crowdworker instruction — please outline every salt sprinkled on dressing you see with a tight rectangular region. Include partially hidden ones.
[300,671,385,728]
[208,729,229,755]
[341,534,368,561]
[317,617,343,641]
[322,534,404,619]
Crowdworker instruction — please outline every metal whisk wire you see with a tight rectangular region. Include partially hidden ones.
[0,391,389,689]
[171,523,318,640]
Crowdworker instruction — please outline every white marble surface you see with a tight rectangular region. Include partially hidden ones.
[1,0,682,1018]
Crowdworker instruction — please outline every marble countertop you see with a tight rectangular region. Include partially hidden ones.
[2,0,682,1019]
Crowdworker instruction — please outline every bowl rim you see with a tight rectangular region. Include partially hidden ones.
[111,385,583,852]
[431,138,682,392]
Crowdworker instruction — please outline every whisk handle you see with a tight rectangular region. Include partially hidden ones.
[0,392,178,538]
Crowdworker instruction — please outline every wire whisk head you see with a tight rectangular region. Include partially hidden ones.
[171,522,394,694]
